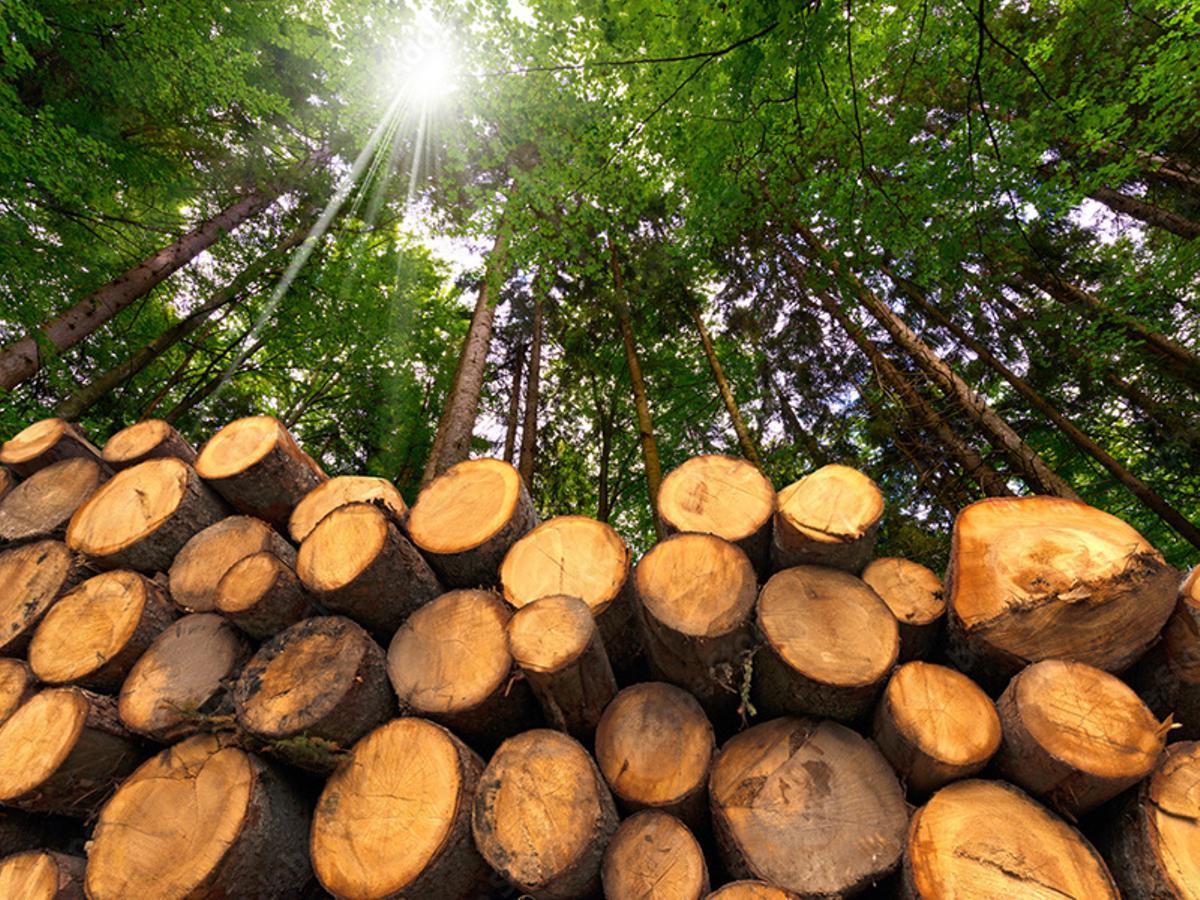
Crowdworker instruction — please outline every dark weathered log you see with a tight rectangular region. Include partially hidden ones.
[0,540,90,657]
[771,464,883,573]
[288,474,408,543]
[0,419,105,478]
[861,557,945,661]
[101,419,196,470]
[0,850,86,899]
[214,551,316,639]
[601,811,709,900]
[0,457,105,545]
[168,515,295,613]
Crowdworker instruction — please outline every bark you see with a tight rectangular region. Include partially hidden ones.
[893,266,1200,550]
[1089,185,1200,238]
[518,287,543,489]
[421,225,510,485]
[795,229,1078,499]
[693,309,762,467]
[0,182,293,391]
[501,342,525,463]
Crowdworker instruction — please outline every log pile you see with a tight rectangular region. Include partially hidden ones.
[0,418,1194,899]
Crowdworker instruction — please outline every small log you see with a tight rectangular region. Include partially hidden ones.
[0,850,85,900]
[234,615,394,771]
[770,464,883,574]
[634,533,757,721]
[753,565,898,721]
[0,457,105,546]
[995,658,1166,816]
[500,514,639,678]
[657,454,775,574]
[706,883,799,900]
[472,728,619,899]
[507,594,617,741]
[861,557,945,660]
[288,474,408,543]
[0,419,104,478]
[601,811,709,900]
[902,780,1117,899]
[594,682,715,831]
[194,415,327,531]
[0,658,35,726]
[409,457,537,588]
[388,589,535,750]
[214,551,316,639]
[0,467,15,501]
[118,612,253,742]
[873,661,1001,794]
[1105,740,1200,899]
[1126,565,1200,739]
[168,515,295,613]
[0,687,141,817]
[946,496,1179,683]
[0,540,89,657]
[66,458,228,573]
[101,419,196,470]
[297,501,442,639]
[311,717,491,900]
[710,717,908,897]
[28,570,175,692]
[86,733,312,899]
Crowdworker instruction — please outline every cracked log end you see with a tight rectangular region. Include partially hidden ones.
[770,464,882,573]
[601,810,709,900]
[0,540,83,657]
[288,474,407,543]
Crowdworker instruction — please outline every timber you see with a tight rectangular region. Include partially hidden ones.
[1127,565,1200,739]
[771,464,883,573]
[214,550,316,639]
[0,457,105,545]
[0,540,89,656]
[101,419,196,469]
[0,658,36,726]
[0,419,105,478]
[601,811,709,900]
[706,884,799,899]
[0,851,85,900]
[167,514,294,613]
[861,557,945,660]
[288,473,408,543]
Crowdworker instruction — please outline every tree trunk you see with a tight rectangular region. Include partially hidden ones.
[795,230,1078,499]
[502,342,525,463]
[162,332,266,424]
[769,374,828,466]
[893,266,1200,550]
[692,310,762,467]
[518,287,543,489]
[0,185,290,390]
[422,226,510,485]
[1088,185,1200,238]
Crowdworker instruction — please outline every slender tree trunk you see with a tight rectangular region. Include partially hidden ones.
[692,309,762,468]
[891,267,1200,550]
[0,181,297,390]
[55,222,309,421]
[769,375,829,467]
[162,329,261,423]
[594,379,615,523]
[815,288,1014,498]
[795,227,1077,499]
[421,226,510,485]
[1088,186,1200,239]
[502,344,526,463]
[610,240,664,538]
[518,289,543,490]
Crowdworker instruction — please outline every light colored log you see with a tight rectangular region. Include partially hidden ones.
[861,557,944,660]
[601,810,709,900]
[167,514,294,613]
[1126,565,1200,739]
[101,419,196,470]
[0,419,104,478]
[705,883,799,900]
[0,850,85,900]
[214,551,316,639]
[0,540,89,657]
[288,474,408,543]
[770,464,882,573]
[0,457,105,545]
[0,658,35,726]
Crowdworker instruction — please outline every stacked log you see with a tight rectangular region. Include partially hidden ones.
[0,850,86,900]
[0,659,35,726]
[860,557,944,660]
[101,419,196,470]
[0,419,105,478]
[1127,565,1200,738]
[214,550,316,638]
[601,810,709,900]
[0,457,105,545]
[0,467,14,502]
[0,541,90,656]
[288,474,408,543]
[771,464,883,573]
[167,514,294,613]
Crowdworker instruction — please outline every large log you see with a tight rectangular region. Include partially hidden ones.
[472,728,619,899]
[311,717,491,900]
[28,570,175,692]
[594,682,715,832]
[507,593,618,741]
[902,780,1118,898]
[234,615,394,771]
[409,457,537,588]
[946,496,1178,683]
[288,474,408,543]
[754,566,898,721]
[657,454,775,573]
[0,688,141,816]
[0,419,104,478]
[214,551,316,639]
[710,717,908,897]
[770,464,883,573]
[167,515,295,613]
[0,540,89,657]
[0,658,35,726]
[501,514,639,678]
[297,501,442,639]
[0,850,85,900]
[66,458,228,572]
[995,658,1166,816]
[101,419,196,470]
[86,733,312,899]
[873,661,1001,794]
[0,457,105,545]
[706,884,799,900]
[1127,566,1200,739]
[1105,741,1200,898]
[387,589,536,750]
[601,811,709,900]
[861,557,944,660]
[194,415,327,531]
[118,612,252,742]
[634,533,757,720]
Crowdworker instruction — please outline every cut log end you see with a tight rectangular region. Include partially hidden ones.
[861,557,945,660]
[0,457,105,545]
[705,883,799,900]
[168,515,294,613]
[0,659,35,726]
[312,717,489,900]
[214,551,315,639]
[602,811,709,900]
[771,464,883,573]
[903,780,1117,899]
[0,419,103,478]
[288,474,407,543]
[101,419,196,469]
[711,717,908,897]
[0,467,14,502]
[0,540,83,657]
[0,850,85,900]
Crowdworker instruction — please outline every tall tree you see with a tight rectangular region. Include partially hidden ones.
[518,284,544,489]
[692,309,761,468]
